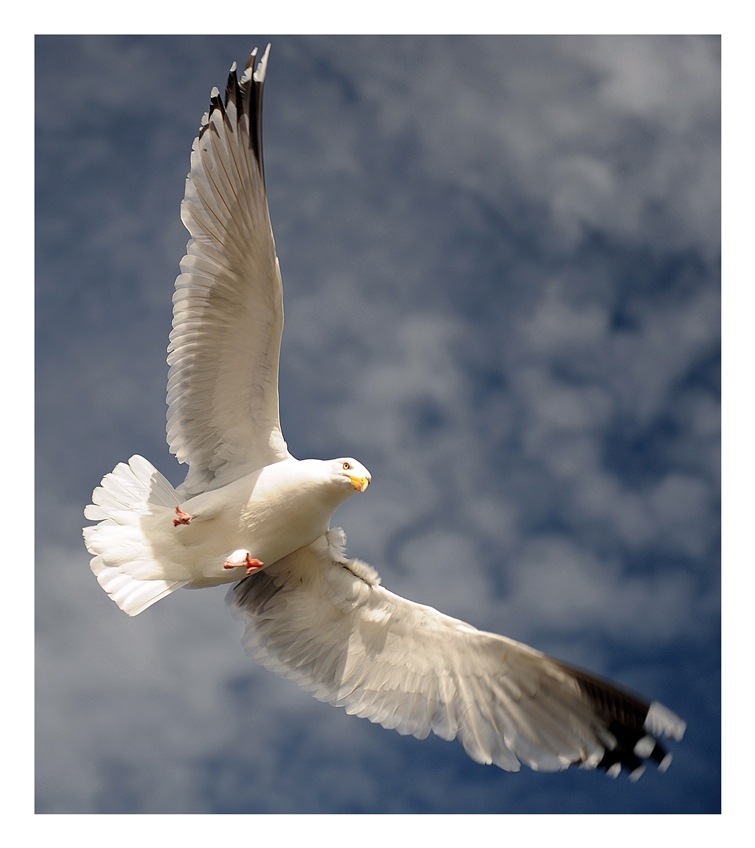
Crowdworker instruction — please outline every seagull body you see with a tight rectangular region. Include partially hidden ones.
[86,455,370,605]
[84,45,685,780]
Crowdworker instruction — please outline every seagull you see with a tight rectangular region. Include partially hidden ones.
[84,45,685,780]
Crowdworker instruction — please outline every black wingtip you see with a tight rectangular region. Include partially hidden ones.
[555,659,685,779]
[225,63,241,115]
[199,45,270,182]
[593,718,668,777]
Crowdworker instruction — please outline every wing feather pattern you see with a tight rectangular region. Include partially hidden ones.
[229,530,685,777]
[168,45,290,496]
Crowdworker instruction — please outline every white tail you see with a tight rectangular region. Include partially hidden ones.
[83,455,190,616]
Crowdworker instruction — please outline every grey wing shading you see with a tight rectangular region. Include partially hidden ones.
[168,45,290,497]
[228,530,685,778]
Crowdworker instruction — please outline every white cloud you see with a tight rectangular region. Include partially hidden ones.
[507,534,698,643]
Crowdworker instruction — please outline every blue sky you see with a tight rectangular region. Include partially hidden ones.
[35,34,720,815]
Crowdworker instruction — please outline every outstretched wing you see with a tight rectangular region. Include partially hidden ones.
[229,530,685,778]
[168,45,291,497]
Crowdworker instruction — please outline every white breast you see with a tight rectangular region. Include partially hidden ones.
[168,458,342,586]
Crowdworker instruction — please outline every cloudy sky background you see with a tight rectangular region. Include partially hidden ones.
[35,34,720,815]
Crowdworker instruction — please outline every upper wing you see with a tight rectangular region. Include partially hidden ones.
[229,530,685,778]
[168,45,291,497]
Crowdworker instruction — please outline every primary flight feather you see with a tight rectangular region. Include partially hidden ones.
[84,45,685,780]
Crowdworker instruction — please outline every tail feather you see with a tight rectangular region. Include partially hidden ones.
[84,455,190,616]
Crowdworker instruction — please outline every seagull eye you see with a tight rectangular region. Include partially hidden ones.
[342,461,351,470]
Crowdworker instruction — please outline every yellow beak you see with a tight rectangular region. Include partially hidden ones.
[349,476,370,493]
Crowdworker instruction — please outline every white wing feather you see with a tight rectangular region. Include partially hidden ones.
[167,45,290,496]
[229,530,685,777]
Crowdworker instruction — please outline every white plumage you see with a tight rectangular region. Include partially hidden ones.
[84,45,685,779]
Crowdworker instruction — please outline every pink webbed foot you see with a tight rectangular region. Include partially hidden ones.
[173,506,194,526]
[223,553,265,576]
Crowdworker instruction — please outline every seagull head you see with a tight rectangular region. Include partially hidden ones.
[334,458,371,493]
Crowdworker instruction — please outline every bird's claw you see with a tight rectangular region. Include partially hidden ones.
[173,506,194,526]
[223,553,265,575]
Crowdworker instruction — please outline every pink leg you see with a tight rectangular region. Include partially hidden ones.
[223,553,265,575]
[173,506,194,526]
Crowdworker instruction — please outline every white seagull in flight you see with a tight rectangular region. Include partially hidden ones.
[84,45,685,780]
